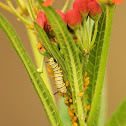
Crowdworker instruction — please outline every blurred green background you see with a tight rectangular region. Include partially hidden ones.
[0,0,126,125]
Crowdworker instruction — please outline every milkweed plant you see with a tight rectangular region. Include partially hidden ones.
[0,0,125,126]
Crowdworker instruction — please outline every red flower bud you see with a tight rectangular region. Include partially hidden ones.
[56,10,67,24]
[73,0,88,18]
[88,1,102,21]
[66,9,82,29]
[36,11,48,30]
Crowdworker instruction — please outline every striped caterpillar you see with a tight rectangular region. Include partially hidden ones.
[48,58,67,94]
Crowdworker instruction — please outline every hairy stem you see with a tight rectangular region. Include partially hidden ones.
[87,5,116,126]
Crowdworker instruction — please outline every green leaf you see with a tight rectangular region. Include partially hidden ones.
[87,5,116,126]
[87,5,106,106]
[37,1,86,125]
[106,99,126,126]
[85,6,106,125]
[59,98,71,126]
[0,14,63,126]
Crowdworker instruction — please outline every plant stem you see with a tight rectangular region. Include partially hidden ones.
[85,20,89,50]
[88,17,92,48]
[32,0,36,8]
[83,19,87,50]
[87,5,116,126]
[90,21,98,50]
[0,2,12,13]
[27,0,36,21]
[6,0,31,26]
[75,29,84,51]
[16,0,24,11]
[61,0,70,13]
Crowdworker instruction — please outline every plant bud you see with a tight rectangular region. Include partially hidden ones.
[56,10,67,24]
[66,9,82,29]
[73,0,88,18]
[88,1,102,21]
[36,11,48,30]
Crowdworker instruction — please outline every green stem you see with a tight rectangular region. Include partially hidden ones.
[27,29,54,99]
[85,20,89,50]
[61,0,70,13]
[75,30,84,51]
[90,21,98,50]
[6,0,31,26]
[16,0,24,11]
[0,2,12,13]
[32,0,36,8]
[87,5,116,126]
[88,17,92,48]
[27,0,36,21]
[83,19,87,50]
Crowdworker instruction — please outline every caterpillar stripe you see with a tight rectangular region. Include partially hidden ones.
[48,58,67,94]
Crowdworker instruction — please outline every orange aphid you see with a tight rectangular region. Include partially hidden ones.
[64,100,69,104]
[69,98,73,103]
[71,118,76,124]
[33,32,36,35]
[85,72,88,77]
[84,86,88,91]
[68,108,74,117]
[42,0,54,7]
[17,18,20,21]
[72,109,75,113]
[49,74,54,78]
[47,68,53,73]
[65,81,69,87]
[73,122,78,126]
[85,77,89,82]
[86,105,90,111]
[37,43,42,50]
[85,79,89,86]
[70,105,74,109]
[73,116,77,121]
[78,92,84,97]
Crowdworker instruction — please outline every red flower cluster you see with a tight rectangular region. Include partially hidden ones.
[36,0,102,30]
[66,0,102,29]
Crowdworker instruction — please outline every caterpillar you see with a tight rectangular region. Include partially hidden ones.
[48,58,67,94]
